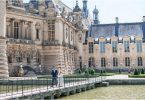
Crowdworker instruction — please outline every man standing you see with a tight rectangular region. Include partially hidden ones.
[51,66,58,87]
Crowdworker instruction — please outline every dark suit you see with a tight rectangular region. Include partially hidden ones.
[51,69,58,87]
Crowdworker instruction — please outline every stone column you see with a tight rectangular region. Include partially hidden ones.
[0,0,9,78]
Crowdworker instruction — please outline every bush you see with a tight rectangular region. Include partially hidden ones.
[84,69,89,76]
[90,69,95,75]
[141,68,145,74]
[134,69,139,75]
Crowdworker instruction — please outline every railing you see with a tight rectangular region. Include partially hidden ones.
[7,38,33,44]
[43,40,60,46]
[0,76,105,99]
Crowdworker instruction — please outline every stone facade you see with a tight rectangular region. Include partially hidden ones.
[0,0,144,77]
[3,0,91,76]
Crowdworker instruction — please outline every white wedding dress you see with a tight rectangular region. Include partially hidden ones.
[57,74,64,87]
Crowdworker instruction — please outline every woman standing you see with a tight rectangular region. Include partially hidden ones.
[57,68,64,87]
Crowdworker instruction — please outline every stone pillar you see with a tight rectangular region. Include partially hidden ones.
[0,0,9,78]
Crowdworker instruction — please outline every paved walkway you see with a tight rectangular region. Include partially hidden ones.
[106,75,145,80]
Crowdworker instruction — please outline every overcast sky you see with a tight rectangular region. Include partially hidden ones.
[24,0,145,24]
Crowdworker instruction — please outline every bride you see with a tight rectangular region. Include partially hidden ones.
[57,69,64,87]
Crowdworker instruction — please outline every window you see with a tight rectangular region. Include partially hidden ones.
[138,57,143,66]
[100,42,106,53]
[88,57,94,67]
[113,57,118,67]
[71,31,73,41]
[36,29,39,39]
[124,41,130,52]
[14,22,19,39]
[48,20,55,40]
[125,57,130,67]
[136,40,142,53]
[16,53,23,63]
[27,54,31,64]
[112,41,117,53]
[89,42,94,53]
[101,58,106,67]
[36,52,41,64]
[66,28,68,39]
[8,56,12,63]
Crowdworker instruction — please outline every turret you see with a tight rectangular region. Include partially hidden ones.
[73,0,81,12]
[93,5,99,24]
[82,0,89,18]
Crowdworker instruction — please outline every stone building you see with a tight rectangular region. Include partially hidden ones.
[0,0,91,77]
[0,0,144,78]
[83,6,145,71]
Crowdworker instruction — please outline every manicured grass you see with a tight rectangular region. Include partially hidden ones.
[129,74,145,78]
[100,73,115,76]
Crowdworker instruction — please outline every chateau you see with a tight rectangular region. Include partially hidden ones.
[0,0,145,78]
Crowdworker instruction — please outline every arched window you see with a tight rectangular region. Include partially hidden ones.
[125,57,130,67]
[138,57,143,66]
[113,57,118,67]
[88,57,94,67]
[101,58,106,67]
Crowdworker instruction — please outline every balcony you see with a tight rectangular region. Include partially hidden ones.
[7,38,33,44]
[62,42,78,50]
[43,40,60,46]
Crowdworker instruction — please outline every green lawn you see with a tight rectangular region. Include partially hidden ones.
[129,74,145,78]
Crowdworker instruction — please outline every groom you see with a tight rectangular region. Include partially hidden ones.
[51,66,58,87]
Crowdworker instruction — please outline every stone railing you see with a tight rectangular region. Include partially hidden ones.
[7,38,33,44]
[43,40,60,46]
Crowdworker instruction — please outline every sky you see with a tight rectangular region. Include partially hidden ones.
[24,0,145,24]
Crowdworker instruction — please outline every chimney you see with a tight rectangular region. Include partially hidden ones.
[115,17,119,23]
[143,16,145,22]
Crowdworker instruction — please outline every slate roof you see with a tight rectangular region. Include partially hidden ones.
[89,22,144,38]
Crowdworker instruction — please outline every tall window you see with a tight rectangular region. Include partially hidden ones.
[113,57,118,67]
[48,20,55,40]
[36,29,39,39]
[8,55,12,63]
[125,57,130,67]
[66,28,68,39]
[16,53,23,63]
[14,22,19,39]
[89,42,94,53]
[124,41,130,52]
[100,42,106,53]
[88,57,94,67]
[101,58,106,67]
[27,54,31,64]
[36,52,41,64]
[138,57,143,66]
[136,40,142,53]
[112,41,117,53]
[71,31,73,41]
